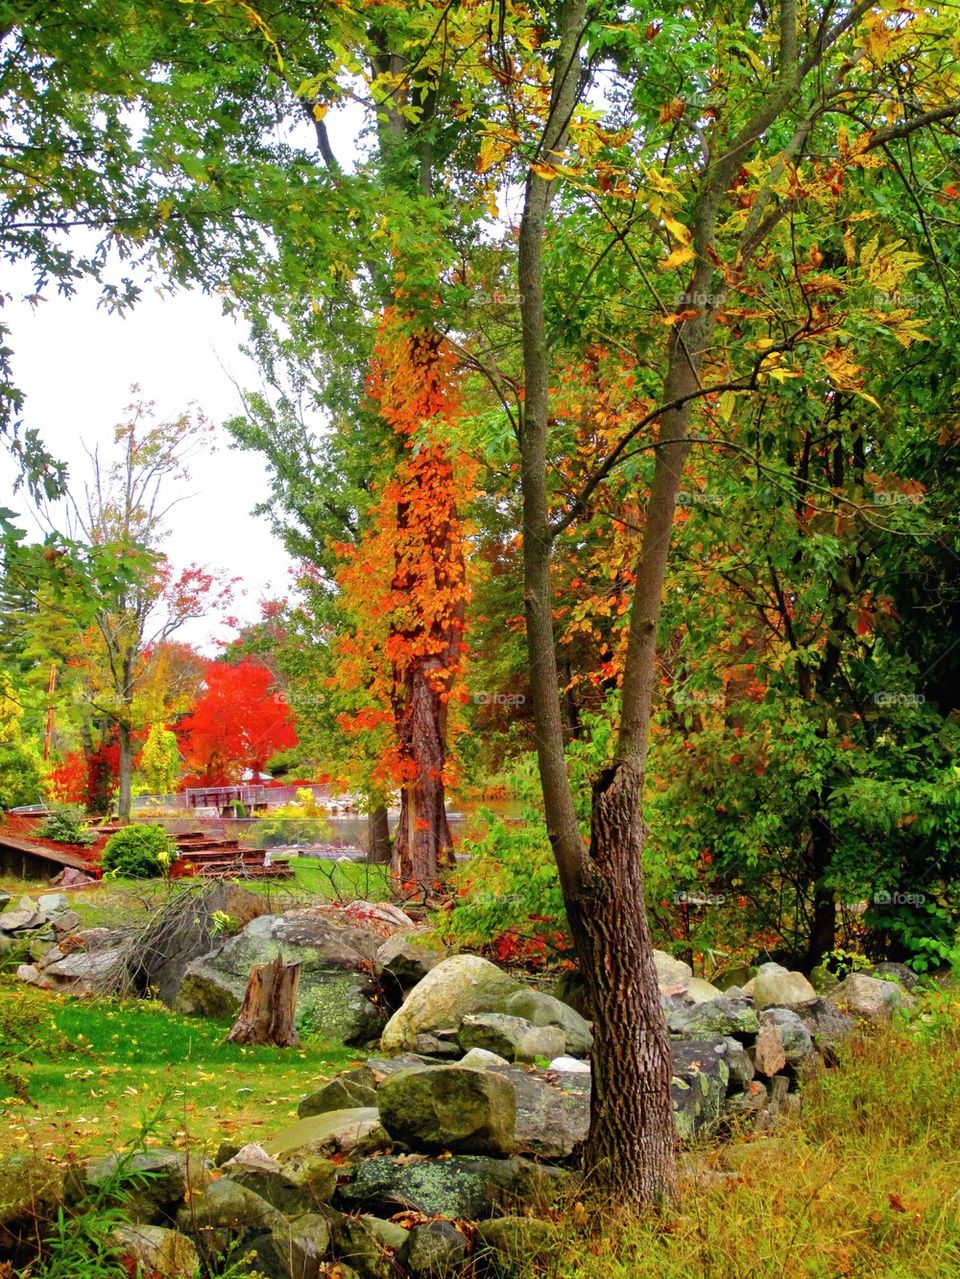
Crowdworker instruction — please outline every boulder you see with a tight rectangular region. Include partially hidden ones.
[833,972,915,1022]
[758,1008,815,1069]
[41,947,124,992]
[336,1213,410,1279]
[0,1154,64,1254]
[716,1037,754,1089]
[401,1220,471,1277]
[499,988,593,1056]
[377,1065,517,1156]
[50,909,81,937]
[0,909,44,933]
[245,1212,334,1279]
[457,1013,566,1064]
[66,1150,201,1223]
[488,1065,589,1159]
[682,976,725,1004]
[113,1225,199,1279]
[653,949,693,991]
[752,969,818,1011]
[667,995,759,1040]
[379,955,523,1053]
[549,1055,591,1074]
[459,1047,511,1070]
[374,931,444,1000]
[174,908,387,1045]
[752,1023,787,1077]
[475,1216,559,1264]
[669,1042,731,1140]
[799,998,855,1057]
[36,892,68,914]
[868,961,919,990]
[336,1154,570,1221]
[175,1178,284,1242]
[264,1109,389,1161]
[298,1068,378,1119]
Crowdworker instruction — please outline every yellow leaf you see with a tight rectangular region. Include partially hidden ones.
[719,390,736,422]
[530,162,559,181]
[659,245,695,271]
[312,102,328,122]
[662,216,692,245]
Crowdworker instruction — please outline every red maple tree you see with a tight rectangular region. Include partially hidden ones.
[177,658,297,786]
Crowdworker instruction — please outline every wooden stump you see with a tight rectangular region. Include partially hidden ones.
[226,953,301,1047]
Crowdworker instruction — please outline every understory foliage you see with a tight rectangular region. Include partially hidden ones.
[37,804,96,847]
[441,811,571,966]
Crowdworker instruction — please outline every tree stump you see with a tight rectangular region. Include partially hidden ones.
[226,953,301,1047]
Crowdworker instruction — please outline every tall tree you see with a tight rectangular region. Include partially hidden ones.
[37,398,230,820]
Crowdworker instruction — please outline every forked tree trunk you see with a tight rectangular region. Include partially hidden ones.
[366,803,392,864]
[226,954,301,1047]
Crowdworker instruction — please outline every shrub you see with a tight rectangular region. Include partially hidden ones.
[438,810,572,967]
[101,824,174,879]
[37,804,96,846]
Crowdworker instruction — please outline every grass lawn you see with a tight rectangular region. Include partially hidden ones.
[0,979,358,1164]
[0,865,388,1167]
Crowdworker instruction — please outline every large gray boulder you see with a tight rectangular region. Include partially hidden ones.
[66,1150,202,1224]
[173,908,391,1044]
[752,968,818,1011]
[499,988,593,1056]
[457,1013,566,1064]
[264,1109,389,1161]
[669,1042,731,1140]
[833,972,915,1022]
[336,1154,570,1221]
[668,995,759,1039]
[487,1065,589,1159]
[377,1065,517,1156]
[379,955,523,1053]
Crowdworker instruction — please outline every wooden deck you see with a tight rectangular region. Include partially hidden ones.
[0,832,98,881]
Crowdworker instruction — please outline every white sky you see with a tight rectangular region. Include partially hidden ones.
[1,274,295,653]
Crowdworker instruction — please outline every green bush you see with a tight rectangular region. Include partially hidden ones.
[37,804,96,846]
[101,824,174,879]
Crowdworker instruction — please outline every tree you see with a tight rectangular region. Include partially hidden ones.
[177,657,297,787]
[464,0,960,1203]
[36,397,230,820]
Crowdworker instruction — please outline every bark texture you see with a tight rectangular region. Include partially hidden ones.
[226,953,301,1047]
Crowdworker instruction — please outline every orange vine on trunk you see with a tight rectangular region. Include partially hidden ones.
[334,310,473,892]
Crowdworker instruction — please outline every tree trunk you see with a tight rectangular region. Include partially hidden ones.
[366,803,391,864]
[569,763,677,1202]
[226,953,301,1047]
[805,814,837,967]
[117,721,133,824]
[392,658,455,889]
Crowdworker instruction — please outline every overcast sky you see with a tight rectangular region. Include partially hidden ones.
[1,272,295,653]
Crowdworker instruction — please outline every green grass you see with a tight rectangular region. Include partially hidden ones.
[0,978,358,1163]
[539,989,960,1279]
